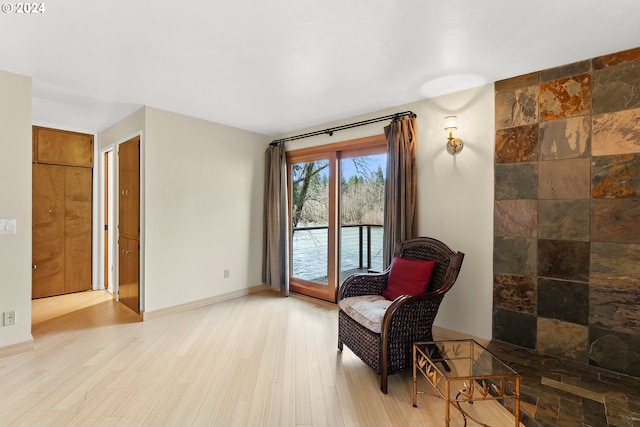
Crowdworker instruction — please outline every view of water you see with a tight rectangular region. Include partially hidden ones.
[292,225,384,282]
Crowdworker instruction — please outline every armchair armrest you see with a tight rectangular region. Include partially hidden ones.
[338,271,390,300]
[382,291,445,327]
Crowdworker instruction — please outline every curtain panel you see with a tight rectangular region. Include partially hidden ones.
[262,143,290,295]
[382,116,418,267]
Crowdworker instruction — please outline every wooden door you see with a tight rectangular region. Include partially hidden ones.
[118,136,140,313]
[32,164,66,298]
[64,166,93,293]
[119,237,139,312]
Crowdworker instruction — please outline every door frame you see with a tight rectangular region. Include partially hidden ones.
[98,131,145,313]
[287,151,339,302]
[99,147,115,295]
[286,135,386,302]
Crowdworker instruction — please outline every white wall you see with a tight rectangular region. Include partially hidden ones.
[142,107,268,312]
[280,84,495,340]
[99,106,269,313]
[0,70,33,349]
[99,107,146,150]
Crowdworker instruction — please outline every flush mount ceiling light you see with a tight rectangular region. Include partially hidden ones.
[444,115,463,155]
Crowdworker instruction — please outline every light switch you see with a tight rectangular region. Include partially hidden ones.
[0,219,16,235]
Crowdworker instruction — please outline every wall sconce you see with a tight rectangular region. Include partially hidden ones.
[444,115,463,155]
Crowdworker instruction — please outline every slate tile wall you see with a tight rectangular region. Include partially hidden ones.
[493,46,640,377]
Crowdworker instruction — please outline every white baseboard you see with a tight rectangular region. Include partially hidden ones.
[142,284,272,321]
[0,339,34,359]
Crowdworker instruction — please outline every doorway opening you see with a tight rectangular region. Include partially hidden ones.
[102,149,115,295]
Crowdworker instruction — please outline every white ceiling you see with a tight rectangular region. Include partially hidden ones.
[1,0,639,136]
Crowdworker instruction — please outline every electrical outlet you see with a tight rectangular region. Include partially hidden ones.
[3,311,15,326]
[224,269,229,279]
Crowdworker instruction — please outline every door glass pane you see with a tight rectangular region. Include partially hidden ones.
[291,159,330,285]
[340,153,386,283]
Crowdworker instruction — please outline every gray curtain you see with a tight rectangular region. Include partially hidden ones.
[262,143,290,295]
[382,115,418,267]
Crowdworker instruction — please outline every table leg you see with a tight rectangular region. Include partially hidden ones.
[445,380,450,427]
[412,345,418,407]
[515,376,521,427]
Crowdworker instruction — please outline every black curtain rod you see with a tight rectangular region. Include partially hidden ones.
[269,111,416,146]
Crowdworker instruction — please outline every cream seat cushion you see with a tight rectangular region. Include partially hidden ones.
[338,295,392,334]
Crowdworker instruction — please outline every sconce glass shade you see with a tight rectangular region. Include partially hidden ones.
[444,115,458,131]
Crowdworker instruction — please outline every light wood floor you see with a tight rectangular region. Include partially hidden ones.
[0,290,520,426]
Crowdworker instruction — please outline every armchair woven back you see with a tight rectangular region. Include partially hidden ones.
[393,237,463,295]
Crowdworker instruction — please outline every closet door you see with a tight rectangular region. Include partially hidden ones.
[118,136,140,313]
[65,166,93,293]
[32,164,66,298]
[32,126,93,299]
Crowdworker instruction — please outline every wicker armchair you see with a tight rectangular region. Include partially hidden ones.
[337,237,464,393]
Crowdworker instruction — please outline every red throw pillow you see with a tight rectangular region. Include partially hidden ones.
[382,256,436,301]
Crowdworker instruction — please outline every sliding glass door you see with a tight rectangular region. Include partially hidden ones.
[288,136,386,302]
[291,157,333,286]
[339,152,386,281]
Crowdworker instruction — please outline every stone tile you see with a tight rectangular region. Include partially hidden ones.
[495,85,540,130]
[629,398,640,421]
[582,398,608,427]
[589,327,640,377]
[494,308,537,349]
[488,340,542,369]
[538,239,590,282]
[590,282,640,336]
[538,199,590,241]
[604,392,634,427]
[495,163,539,200]
[591,242,640,288]
[538,278,589,325]
[535,393,561,426]
[539,158,591,200]
[593,47,640,70]
[540,74,591,121]
[495,72,540,93]
[558,376,609,400]
[537,318,589,363]
[613,373,640,398]
[487,339,640,427]
[494,200,538,237]
[592,153,640,198]
[541,60,591,83]
[591,199,640,242]
[556,397,585,427]
[496,124,539,163]
[540,116,591,160]
[593,61,640,114]
[592,108,640,156]
[494,274,537,314]
[494,236,537,276]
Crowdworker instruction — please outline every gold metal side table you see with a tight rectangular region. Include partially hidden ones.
[413,339,521,427]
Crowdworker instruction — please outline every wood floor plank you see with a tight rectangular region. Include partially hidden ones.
[0,290,522,426]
